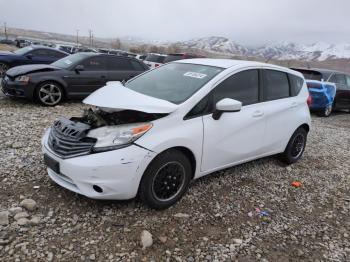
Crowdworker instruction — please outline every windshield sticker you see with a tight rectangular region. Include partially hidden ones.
[64,60,72,65]
[184,72,207,79]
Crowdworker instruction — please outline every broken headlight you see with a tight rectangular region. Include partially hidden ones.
[15,75,30,83]
[87,122,152,152]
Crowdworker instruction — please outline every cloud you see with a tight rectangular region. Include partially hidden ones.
[0,0,349,45]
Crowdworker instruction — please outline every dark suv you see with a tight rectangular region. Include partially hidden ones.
[163,53,205,63]
[1,53,148,106]
[292,68,350,112]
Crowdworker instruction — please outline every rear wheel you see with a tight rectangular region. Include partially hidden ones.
[0,62,9,77]
[139,149,192,210]
[36,82,64,106]
[281,127,307,165]
[318,104,332,117]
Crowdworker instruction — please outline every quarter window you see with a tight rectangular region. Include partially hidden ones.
[263,70,289,101]
[289,74,304,96]
[130,60,145,71]
[212,70,259,106]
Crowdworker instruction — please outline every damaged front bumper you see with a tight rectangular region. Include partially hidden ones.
[1,76,35,99]
[42,129,156,200]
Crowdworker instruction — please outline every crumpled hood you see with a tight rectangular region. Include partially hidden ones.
[6,64,61,77]
[83,82,178,114]
[0,50,15,56]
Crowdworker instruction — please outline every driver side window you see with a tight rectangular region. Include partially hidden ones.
[81,57,107,71]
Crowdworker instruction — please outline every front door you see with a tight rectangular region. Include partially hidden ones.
[201,69,266,172]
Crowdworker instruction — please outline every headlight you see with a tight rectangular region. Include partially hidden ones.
[15,75,30,83]
[87,122,152,152]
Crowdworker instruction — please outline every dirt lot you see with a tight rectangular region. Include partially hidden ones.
[0,96,349,261]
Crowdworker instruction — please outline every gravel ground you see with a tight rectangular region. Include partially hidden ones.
[0,96,349,262]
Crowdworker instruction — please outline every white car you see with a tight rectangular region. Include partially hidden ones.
[143,53,167,69]
[42,59,311,209]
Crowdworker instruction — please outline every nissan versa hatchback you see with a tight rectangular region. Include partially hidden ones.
[42,59,311,209]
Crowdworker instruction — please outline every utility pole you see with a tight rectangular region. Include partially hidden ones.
[76,29,79,46]
[4,22,8,40]
[88,29,92,48]
[91,33,94,48]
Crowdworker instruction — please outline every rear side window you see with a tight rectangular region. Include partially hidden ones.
[263,70,289,101]
[130,60,145,71]
[289,74,304,96]
[145,54,165,63]
[212,70,259,106]
[107,57,133,70]
[163,55,182,63]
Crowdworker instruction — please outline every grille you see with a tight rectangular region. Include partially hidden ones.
[48,118,96,158]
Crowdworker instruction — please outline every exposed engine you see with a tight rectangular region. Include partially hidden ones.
[71,108,167,128]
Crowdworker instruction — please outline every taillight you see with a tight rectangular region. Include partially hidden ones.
[155,64,160,67]
[307,94,312,106]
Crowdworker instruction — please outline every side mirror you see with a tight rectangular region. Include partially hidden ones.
[212,98,242,120]
[26,54,33,59]
[75,64,84,72]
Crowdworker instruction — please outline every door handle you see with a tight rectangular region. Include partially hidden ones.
[252,111,264,118]
[101,75,107,79]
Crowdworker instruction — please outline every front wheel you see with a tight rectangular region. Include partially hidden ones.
[139,149,192,210]
[281,127,307,165]
[0,62,9,77]
[35,82,64,106]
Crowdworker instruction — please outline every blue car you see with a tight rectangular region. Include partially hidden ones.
[306,80,336,117]
[0,45,68,77]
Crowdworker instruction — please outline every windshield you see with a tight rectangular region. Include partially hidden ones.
[145,54,166,63]
[51,53,90,69]
[13,46,34,55]
[125,63,223,104]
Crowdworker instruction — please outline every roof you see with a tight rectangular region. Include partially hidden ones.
[175,58,292,71]
[29,45,69,54]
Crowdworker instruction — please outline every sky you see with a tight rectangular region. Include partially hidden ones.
[0,0,349,46]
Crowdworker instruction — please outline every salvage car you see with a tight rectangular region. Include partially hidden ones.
[305,80,336,117]
[293,68,350,114]
[42,59,311,209]
[0,45,68,77]
[1,53,148,106]
[143,53,167,69]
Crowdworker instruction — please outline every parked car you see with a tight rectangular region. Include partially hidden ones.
[135,54,147,60]
[292,68,350,113]
[1,53,148,106]
[54,44,76,54]
[144,53,167,69]
[163,53,205,63]
[0,39,16,46]
[15,38,32,48]
[42,59,311,209]
[0,45,68,77]
[305,80,336,116]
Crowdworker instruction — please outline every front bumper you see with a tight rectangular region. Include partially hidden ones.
[42,130,156,200]
[1,76,35,99]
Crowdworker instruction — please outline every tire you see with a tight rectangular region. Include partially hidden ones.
[318,104,332,117]
[0,62,9,77]
[139,149,192,210]
[281,127,307,165]
[35,82,64,106]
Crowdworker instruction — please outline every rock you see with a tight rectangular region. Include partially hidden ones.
[173,213,190,218]
[20,199,37,211]
[140,230,153,249]
[29,216,41,225]
[89,254,96,260]
[11,142,23,149]
[159,236,167,243]
[48,252,54,261]
[14,212,29,221]
[8,207,23,215]
[286,166,292,172]
[0,211,9,226]
[233,238,243,245]
[17,218,30,226]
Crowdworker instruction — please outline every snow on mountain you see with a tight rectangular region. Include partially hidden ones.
[176,37,350,61]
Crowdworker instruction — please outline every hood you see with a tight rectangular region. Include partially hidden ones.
[83,82,178,114]
[6,64,61,77]
[0,50,16,56]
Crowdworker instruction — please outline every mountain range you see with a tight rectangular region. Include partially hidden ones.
[174,37,350,61]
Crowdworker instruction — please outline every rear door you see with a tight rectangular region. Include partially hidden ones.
[28,49,64,64]
[330,74,349,109]
[201,69,267,172]
[261,69,300,154]
[66,56,108,96]
[106,57,145,82]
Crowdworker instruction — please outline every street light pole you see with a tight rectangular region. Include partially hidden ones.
[76,29,79,46]
[4,22,8,40]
